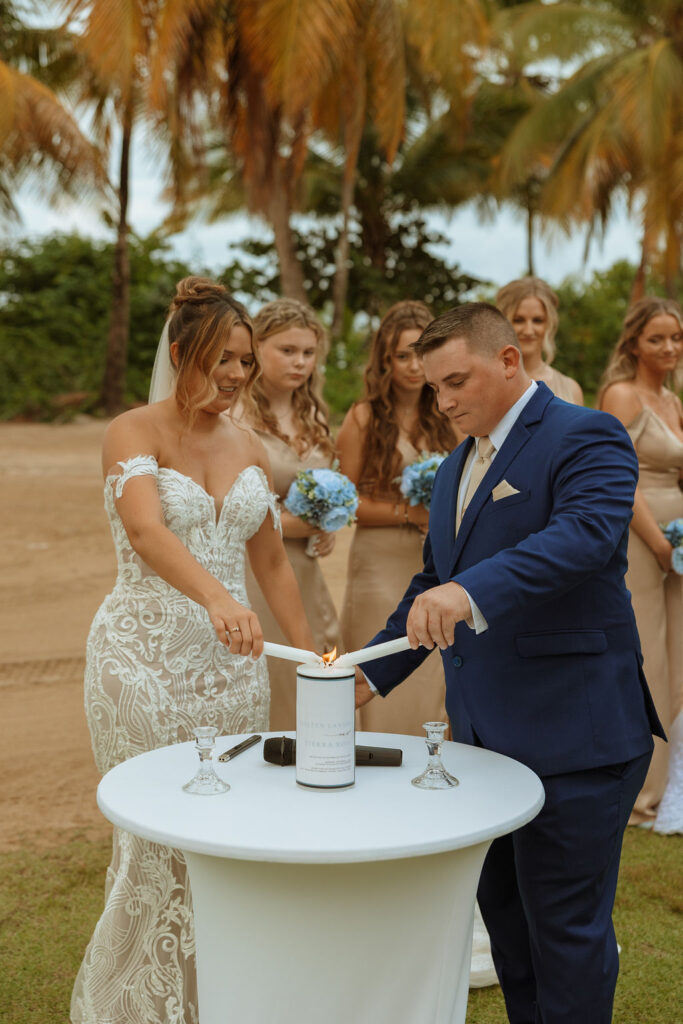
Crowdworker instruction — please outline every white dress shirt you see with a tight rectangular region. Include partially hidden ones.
[461,380,537,632]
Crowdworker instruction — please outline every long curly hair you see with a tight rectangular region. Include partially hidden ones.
[598,296,683,403]
[495,277,559,364]
[167,276,255,424]
[246,299,334,457]
[357,301,456,495]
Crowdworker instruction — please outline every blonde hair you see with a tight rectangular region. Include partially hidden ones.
[495,277,559,364]
[166,276,255,424]
[598,296,683,402]
[248,298,334,457]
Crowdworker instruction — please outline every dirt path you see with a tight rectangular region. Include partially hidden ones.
[0,421,353,850]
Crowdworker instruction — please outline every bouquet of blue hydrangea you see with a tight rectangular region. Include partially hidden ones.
[396,451,448,509]
[662,518,683,574]
[285,467,358,554]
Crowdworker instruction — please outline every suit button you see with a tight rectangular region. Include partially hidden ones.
[453,655,463,668]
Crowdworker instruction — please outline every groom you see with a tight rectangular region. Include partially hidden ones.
[355,303,663,1024]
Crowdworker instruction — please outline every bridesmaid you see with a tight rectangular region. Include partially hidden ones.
[599,296,683,827]
[496,276,583,403]
[337,300,458,736]
[240,298,341,730]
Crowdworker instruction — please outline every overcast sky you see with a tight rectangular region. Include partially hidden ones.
[9,132,641,295]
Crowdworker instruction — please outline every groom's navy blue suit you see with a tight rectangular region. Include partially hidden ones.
[362,383,663,1023]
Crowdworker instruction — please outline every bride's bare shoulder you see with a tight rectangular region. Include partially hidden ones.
[102,405,164,478]
[224,415,270,469]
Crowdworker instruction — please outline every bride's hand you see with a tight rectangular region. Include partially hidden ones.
[207,595,264,657]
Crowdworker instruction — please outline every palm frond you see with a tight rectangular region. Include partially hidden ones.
[493,1,635,67]
[65,0,152,101]
[0,64,107,210]
[363,0,404,161]
[238,0,362,118]
[403,0,489,106]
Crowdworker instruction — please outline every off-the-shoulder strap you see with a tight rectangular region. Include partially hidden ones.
[106,455,159,499]
[249,466,282,533]
[264,483,282,533]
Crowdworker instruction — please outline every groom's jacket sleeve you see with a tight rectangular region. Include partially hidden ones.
[453,413,638,626]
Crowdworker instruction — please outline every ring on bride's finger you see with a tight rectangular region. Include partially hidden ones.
[229,626,241,633]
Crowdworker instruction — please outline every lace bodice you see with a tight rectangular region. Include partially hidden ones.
[105,456,280,603]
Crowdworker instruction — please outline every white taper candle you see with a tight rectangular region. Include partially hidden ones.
[262,641,323,666]
[334,635,413,668]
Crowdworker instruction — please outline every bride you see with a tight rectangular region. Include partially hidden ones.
[71,277,314,1024]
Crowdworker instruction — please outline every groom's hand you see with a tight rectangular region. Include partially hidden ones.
[354,666,376,708]
[407,582,470,651]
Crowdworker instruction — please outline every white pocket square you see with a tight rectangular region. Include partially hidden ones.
[492,480,521,501]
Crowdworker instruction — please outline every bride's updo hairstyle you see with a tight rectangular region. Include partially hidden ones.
[598,296,683,402]
[167,276,255,420]
[495,277,559,364]
[359,300,455,494]
[248,298,334,456]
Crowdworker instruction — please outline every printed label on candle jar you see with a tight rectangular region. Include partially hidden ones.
[296,670,355,788]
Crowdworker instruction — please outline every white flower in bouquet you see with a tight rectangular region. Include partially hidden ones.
[396,452,448,509]
[284,467,358,556]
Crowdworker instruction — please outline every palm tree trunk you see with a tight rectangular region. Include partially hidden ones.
[331,171,356,342]
[629,233,649,304]
[526,203,535,277]
[664,228,680,299]
[267,168,307,303]
[100,102,132,415]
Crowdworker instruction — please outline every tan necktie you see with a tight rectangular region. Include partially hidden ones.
[457,436,495,533]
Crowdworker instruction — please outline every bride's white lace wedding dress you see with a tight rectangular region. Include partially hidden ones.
[71,457,276,1024]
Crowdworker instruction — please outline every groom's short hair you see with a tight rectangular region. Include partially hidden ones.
[415,302,520,358]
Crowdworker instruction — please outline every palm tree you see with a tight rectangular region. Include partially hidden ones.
[495,0,683,298]
[149,0,371,303]
[0,1,103,222]
[302,0,491,328]
[61,0,162,414]
[152,0,491,325]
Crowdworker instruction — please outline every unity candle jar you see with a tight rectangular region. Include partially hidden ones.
[295,664,355,789]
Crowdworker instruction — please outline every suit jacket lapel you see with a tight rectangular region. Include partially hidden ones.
[449,383,553,572]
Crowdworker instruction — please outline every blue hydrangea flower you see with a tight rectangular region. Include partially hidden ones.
[284,486,309,517]
[284,467,358,532]
[396,452,448,508]
[661,518,683,574]
[321,505,353,532]
[663,517,683,548]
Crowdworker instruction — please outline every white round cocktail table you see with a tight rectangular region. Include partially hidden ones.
[97,731,544,1024]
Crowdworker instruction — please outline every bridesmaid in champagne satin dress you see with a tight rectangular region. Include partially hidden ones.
[599,297,683,829]
[239,299,341,730]
[496,277,583,404]
[338,302,458,736]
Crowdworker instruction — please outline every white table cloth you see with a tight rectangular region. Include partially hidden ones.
[97,731,544,1024]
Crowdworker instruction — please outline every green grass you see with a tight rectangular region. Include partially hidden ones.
[0,832,112,1024]
[0,829,680,1023]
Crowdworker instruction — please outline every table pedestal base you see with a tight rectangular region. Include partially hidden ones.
[186,841,490,1024]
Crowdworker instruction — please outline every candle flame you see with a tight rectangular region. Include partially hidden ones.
[321,646,337,664]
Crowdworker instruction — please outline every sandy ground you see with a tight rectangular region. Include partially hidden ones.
[0,421,353,851]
